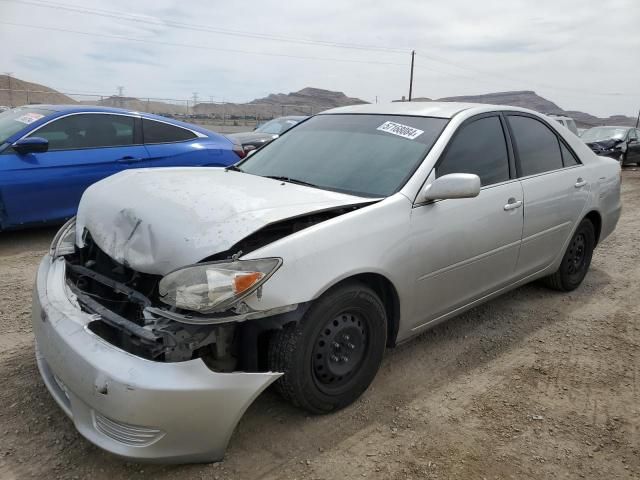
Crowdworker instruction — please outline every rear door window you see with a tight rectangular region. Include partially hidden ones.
[436,115,510,186]
[143,119,196,144]
[507,115,563,176]
[30,114,135,150]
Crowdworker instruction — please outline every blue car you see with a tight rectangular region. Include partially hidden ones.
[0,105,244,230]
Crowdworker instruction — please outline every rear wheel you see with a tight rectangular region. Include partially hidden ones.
[268,282,387,414]
[542,218,595,291]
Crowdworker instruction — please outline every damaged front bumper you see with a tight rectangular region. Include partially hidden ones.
[32,255,281,463]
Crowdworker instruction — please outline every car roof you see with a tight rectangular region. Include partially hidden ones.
[585,125,632,130]
[273,115,308,121]
[20,104,219,137]
[22,104,140,114]
[320,101,540,119]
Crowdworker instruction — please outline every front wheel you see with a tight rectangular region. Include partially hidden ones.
[268,282,387,414]
[619,152,627,165]
[542,218,595,291]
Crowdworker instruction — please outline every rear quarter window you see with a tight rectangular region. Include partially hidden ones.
[143,119,197,144]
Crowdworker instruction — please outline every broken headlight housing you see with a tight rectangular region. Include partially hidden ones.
[50,217,76,258]
[158,258,282,314]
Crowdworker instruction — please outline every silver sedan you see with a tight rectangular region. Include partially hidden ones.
[33,102,621,462]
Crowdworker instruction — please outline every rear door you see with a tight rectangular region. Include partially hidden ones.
[1,113,148,226]
[506,113,589,277]
[409,114,524,328]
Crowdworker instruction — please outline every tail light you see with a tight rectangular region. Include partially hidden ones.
[232,144,246,159]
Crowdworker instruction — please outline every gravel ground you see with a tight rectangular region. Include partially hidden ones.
[0,170,638,480]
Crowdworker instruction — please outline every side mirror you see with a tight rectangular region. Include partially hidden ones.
[12,137,49,154]
[418,173,481,203]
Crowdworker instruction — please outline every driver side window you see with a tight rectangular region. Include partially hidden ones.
[436,115,510,186]
[29,114,135,151]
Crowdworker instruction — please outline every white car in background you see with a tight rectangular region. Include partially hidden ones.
[549,114,579,135]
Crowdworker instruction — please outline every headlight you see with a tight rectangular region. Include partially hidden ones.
[158,258,282,314]
[50,218,76,258]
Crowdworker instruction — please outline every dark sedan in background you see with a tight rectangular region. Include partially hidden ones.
[582,126,640,165]
[228,115,307,151]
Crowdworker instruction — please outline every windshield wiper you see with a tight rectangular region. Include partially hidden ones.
[225,164,244,172]
[263,175,321,189]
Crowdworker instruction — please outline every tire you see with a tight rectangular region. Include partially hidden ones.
[542,218,595,291]
[268,282,387,414]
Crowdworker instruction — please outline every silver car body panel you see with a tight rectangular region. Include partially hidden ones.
[33,102,622,462]
[33,256,281,463]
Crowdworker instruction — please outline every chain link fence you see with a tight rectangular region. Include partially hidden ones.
[0,88,316,133]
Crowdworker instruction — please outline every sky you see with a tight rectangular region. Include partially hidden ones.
[1,0,639,117]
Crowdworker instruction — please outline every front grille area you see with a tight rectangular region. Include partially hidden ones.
[93,411,164,447]
[65,233,235,364]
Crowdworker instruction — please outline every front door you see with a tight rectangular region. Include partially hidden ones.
[408,114,523,331]
[626,129,640,164]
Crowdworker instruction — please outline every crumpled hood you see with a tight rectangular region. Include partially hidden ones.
[586,138,623,152]
[76,167,372,275]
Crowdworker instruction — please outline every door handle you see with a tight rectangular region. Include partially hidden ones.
[504,198,523,211]
[574,178,587,188]
[117,156,141,163]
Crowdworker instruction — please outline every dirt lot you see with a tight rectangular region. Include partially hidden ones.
[0,170,638,480]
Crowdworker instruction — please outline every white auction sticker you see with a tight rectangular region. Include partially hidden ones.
[15,113,45,125]
[376,121,424,140]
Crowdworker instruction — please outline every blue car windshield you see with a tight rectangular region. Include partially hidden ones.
[0,107,53,144]
[239,114,448,197]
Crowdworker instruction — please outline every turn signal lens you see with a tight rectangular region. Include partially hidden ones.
[234,271,264,294]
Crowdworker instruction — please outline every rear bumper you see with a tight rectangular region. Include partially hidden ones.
[32,256,281,463]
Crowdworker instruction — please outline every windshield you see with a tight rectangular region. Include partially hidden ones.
[0,107,53,144]
[581,127,628,142]
[239,114,448,197]
[256,118,301,135]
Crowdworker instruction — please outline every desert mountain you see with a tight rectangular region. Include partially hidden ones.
[192,87,368,117]
[2,74,634,127]
[420,91,635,127]
[0,75,75,106]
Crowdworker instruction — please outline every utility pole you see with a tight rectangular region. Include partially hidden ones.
[635,109,639,128]
[375,95,378,104]
[191,92,199,115]
[116,86,124,108]
[5,72,14,107]
[408,50,415,102]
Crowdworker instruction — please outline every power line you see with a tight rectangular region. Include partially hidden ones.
[1,0,410,55]
[0,21,408,68]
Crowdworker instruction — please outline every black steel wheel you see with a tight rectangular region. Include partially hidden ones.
[312,312,367,395]
[268,282,387,414]
[543,218,595,291]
